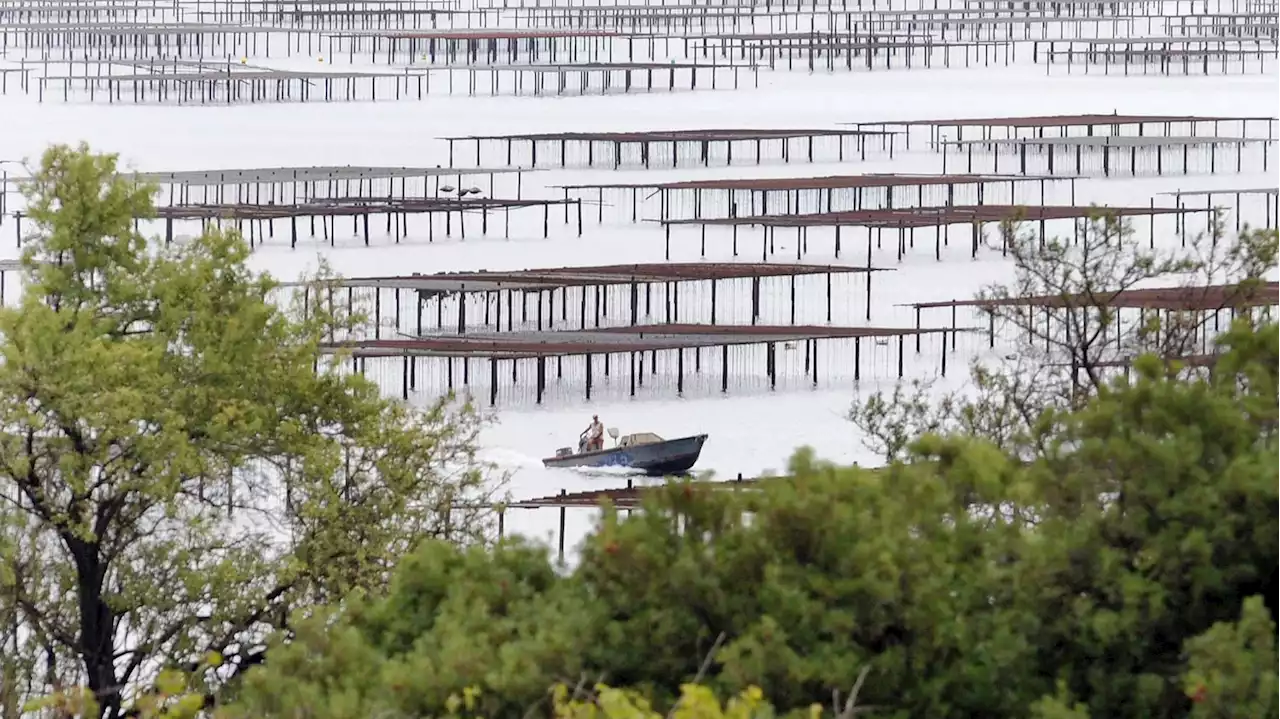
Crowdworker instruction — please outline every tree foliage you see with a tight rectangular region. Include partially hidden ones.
[225,319,1277,718]
[548,683,815,719]
[850,212,1277,464]
[0,144,496,718]
[5,147,1274,719]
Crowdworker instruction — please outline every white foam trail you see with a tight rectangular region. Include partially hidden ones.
[482,447,546,470]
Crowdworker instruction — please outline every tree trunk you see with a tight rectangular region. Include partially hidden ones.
[65,536,119,719]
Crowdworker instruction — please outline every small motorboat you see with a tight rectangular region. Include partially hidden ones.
[543,427,708,476]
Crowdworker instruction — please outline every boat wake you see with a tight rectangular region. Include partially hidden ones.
[484,449,648,478]
[565,465,648,479]
[482,448,546,471]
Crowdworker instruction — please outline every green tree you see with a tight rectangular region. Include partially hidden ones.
[221,319,1277,719]
[574,448,1040,718]
[851,214,1278,464]
[243,325,1273,719]
[225,538,591,719]
[0,144,497,718]
[1181,596,1278,719]
[228,450,1043,718]
[1008,347,1280,711]
[212,204,1277,718]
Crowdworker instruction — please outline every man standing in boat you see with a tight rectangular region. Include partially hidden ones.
[584,415,605,452]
